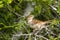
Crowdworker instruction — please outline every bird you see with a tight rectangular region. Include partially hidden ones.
[27,15,51,32]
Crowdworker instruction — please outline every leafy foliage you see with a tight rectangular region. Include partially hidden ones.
[0,0,60,40]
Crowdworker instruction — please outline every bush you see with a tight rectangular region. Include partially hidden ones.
[0,0,60,40]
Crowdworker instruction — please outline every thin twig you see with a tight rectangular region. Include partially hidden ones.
[35,34,49,40]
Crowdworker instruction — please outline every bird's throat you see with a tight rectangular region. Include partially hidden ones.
[28,19,33,23]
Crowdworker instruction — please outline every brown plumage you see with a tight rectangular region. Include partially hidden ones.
[27,15,51,31]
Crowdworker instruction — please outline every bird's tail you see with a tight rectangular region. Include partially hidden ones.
[43,20,52,25]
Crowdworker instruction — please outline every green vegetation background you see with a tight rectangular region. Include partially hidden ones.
[0,0,60,40]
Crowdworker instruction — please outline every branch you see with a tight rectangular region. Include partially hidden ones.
[35,34,49,40]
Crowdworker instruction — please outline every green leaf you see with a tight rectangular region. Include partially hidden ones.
[57,6,60,15]
[49,36,54,40]
[3,0,13,4]
[34,5,41,15]
[51,20,59,25]
[42,0,47,2]
[14,5,20,11]
[7,0,13,4]
[0,1,3,4]
[0,4,3,8]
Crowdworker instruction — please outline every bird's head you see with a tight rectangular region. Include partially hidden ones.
[27,15,34,23]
